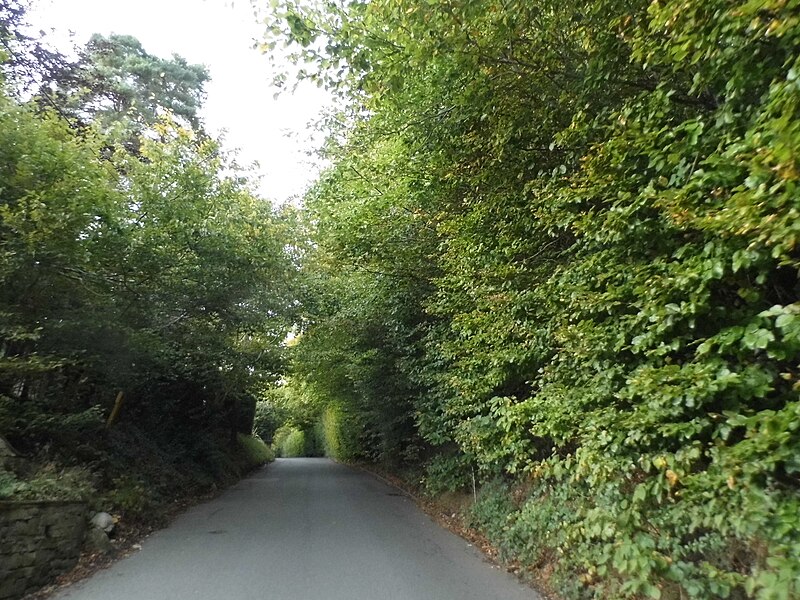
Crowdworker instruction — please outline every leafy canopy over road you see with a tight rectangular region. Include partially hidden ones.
[2,1,799,598]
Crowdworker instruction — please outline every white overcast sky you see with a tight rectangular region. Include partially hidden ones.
[27,0,330,203]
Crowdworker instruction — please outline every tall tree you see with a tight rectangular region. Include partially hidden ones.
[0,0,72,99]
[65,34,209,131]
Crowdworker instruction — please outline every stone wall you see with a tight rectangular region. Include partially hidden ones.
[0,501,86,600]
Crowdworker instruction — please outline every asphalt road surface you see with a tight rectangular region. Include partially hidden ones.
[55,458,539,600]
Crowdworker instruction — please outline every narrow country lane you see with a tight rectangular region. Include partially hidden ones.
[54,459,539,600]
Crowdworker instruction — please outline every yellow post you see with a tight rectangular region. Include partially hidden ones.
[106,391,125,429]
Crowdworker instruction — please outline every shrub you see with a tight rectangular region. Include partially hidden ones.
[422,453,473,495]
[273,425,306,457]
[237,433,275,467]
[253,400,287,444]
[316,403,350,460]
[106,474,154,518]
[468,479,519,556]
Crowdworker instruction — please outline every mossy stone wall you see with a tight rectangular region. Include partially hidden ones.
[0,501,86,600]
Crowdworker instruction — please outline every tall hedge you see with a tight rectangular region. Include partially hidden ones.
[271,0,799,597]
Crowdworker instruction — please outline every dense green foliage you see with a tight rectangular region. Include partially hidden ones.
[237,433,276,466]
[267,0,800,598]
[48,33,210,154]
[0,16,293,517]
[272,425,306,458]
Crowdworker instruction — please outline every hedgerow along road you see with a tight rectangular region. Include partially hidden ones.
[55,458,539,599]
